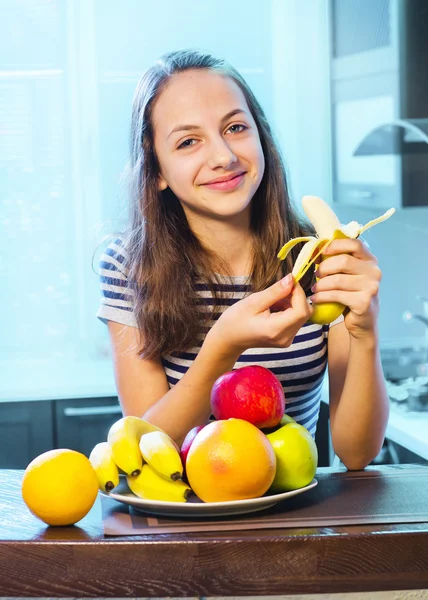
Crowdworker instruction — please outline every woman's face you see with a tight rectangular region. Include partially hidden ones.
[152,69,265,226]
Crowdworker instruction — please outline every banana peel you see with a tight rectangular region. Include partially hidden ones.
[277,195,395,324]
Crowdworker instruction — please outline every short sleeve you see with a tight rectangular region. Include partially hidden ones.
[322,313,344,339]
[96,238,138,328]
[329,313,344,328]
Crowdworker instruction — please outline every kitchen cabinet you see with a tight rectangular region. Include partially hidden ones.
[0,397,121,468]
[54,396,121,457]
[329,0,428,209]
[315,400,330,467]
[0,401,54,469]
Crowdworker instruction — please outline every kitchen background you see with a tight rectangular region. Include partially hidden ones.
[1,0,428,467]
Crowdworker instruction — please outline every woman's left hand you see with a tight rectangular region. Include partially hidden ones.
[310,237,382,340]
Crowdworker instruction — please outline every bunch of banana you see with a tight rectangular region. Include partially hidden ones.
[139,430,184,481]
[127,464,192,503]
[277,195,395,324]
[89,442,120,492]
[89,416,192,502]
[107,416,163,476]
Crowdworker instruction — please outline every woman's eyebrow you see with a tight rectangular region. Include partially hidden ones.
[167,108,247,139]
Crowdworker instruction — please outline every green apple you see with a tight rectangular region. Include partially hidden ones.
[261,413,297,435]
[278,414,296,426]
[266,423,318,492]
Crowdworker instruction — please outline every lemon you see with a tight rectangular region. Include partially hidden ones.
[309,301,345,325]
[22,449,99,526]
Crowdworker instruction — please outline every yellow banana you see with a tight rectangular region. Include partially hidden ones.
[89,441,120,493]
[139,430,183,481]
[127,463,192,502]
[277,195,395,324]
[107,416,162,476]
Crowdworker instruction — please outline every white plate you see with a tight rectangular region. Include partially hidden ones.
[101,478,318,518]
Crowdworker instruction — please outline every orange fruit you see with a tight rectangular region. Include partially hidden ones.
[22,449,99,526]
[186,418,276,502]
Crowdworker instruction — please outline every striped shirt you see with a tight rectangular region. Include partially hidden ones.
[97,238,342,437]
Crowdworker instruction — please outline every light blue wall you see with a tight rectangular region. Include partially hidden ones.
[2,0,427,400]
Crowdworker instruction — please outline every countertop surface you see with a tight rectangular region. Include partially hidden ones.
[0,357,116,402]
[320,378,428,461]
[1,465,428,597]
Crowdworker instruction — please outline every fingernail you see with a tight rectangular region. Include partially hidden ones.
[311,284,316,292]
[280,274,293,288]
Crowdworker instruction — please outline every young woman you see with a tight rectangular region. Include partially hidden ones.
[97,50,389,470]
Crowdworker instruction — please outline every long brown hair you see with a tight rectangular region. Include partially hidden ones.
[123,49,313,359]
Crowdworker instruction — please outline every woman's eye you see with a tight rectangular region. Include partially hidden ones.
[227,124,247,134]
[177,138,196,149]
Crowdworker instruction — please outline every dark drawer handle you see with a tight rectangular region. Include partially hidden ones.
[64,406,122,417]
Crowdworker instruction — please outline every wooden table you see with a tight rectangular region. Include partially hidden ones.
[1,467,428,597]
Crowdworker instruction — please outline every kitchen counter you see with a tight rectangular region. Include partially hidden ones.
[1,466,428,597]
[385,406,428,460]
[321,378,428,461]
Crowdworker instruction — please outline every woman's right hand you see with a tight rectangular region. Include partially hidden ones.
[208,274,313,355]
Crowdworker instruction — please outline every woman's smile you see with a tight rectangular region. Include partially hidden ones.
[200,171,247,192]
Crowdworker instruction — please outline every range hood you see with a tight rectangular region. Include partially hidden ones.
[354,119,428,157]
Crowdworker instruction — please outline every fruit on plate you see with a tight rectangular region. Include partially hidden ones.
[210,365,285,429]
[22,449,98,526]
[277,195,395,324]
[186,418,276,502]
[139,430,183,481]
[89,441,120,492]
[180,424,206,475]
[278,414,296,426]
[127,463,192,502]
[107,416,163,476]
[266,422,318,492]
[262,413,296,435]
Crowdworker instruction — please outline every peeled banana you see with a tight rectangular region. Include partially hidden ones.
[139,430,184,481]
[89,441,120,492]
[107,416,162,476]
[277,195,395,324]
[127,463,192,502]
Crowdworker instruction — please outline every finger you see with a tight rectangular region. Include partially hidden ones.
[323,238,375,261]
[270,282,312,325]
[310,290,376,315]
[315,254,380,279]
[289,280,311,311]
[270,297,293,313]
[253,274,295,312]
[312,273,370,294]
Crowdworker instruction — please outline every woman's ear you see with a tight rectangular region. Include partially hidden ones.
[158,174,168,191]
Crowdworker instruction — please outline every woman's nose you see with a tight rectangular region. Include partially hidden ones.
[206,137,237,170]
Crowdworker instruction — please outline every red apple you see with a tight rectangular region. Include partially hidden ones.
[210,365,285,429]
[180,424,206,468]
